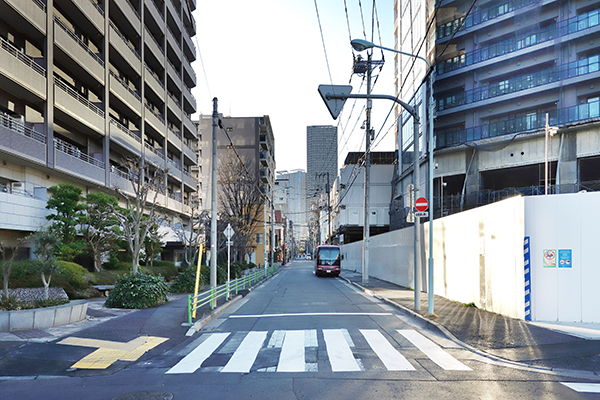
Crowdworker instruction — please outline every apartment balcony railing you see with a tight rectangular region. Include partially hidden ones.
[437,8,600,75]
[436,0,537,39]
[109,70,141,101]
[54,137,105,168]
[0,36,46,76]
[54,15,104,67]
[110,118,141,143]
[145,26,164,53]
[54,77,105,117]
[168,59,181,78]
[109,21,140,61]
[144,142,164,157]
[168,158,182,172]
[438,54,600,111]
[145,63,164,86]
[1,111,45,143]
[123,0,139,18]
[32,0,46,11]
[169,126,182,140]
[436,99,600,148]
[145,103,165,123]
[168,92,181,108]
[88,0,104,16]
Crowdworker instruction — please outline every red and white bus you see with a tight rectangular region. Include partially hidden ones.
[314,245,341,277]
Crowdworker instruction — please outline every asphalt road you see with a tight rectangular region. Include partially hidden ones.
[1,260,599,399]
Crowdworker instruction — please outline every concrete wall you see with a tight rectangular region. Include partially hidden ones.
[525,191,600,323]
[0,300,88,332]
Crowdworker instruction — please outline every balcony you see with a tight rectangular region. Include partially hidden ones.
[167,60,182,90]
[146,0,164,26]
[70,0,105,34]
[109,22,141,75]
[0,36,46,102]
[4,0,46,35]
[167,92,182,117]
[54,16,105,84]
[182,169,196,189]
[167,26,181,53]
[182,140,196,162]
[144,27,164,66]
[0,112,46,164]
[109,70,141,114]
[183,114,195,137]
[144,64,165,98]
[109,118,142,156]
[54,77,105,135]
[144,104,165,133]
[54,138,105,185]
[183,30,196,62]
[436,8,600,76]
[144,142,165,167]
[182,84,196,114]
[182,58,196,88]
[113,0,141,36]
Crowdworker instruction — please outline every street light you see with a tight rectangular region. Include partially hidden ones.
[351,38,435,315]
[263,185,291,270]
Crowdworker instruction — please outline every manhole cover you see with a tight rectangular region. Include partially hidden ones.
[111,391,173,400]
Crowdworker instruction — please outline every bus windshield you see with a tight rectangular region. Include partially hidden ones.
[317,248,340,266]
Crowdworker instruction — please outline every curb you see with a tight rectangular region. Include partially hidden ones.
[185,265,284,337]
[340,275,600,380]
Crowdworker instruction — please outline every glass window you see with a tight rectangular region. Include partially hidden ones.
[317,248,340,266]
[589,97,600,118]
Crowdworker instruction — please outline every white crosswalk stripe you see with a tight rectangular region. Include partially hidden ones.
[165,328,472,374]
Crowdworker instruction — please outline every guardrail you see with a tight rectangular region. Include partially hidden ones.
[187,265,279,324]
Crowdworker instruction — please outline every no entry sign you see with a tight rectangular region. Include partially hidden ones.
[415,197,429,212]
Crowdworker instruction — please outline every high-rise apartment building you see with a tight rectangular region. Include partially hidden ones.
[392,0,600,228]
[275,169,308,255]
[199,115,275,265]
[306,125,338,201]
[0,0,199,250]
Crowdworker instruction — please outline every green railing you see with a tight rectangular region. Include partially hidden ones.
[187,265,279,324]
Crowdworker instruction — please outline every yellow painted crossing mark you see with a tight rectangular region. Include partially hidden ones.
[58,336,168,369]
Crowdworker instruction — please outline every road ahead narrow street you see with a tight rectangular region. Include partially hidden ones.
[1,261,598,399]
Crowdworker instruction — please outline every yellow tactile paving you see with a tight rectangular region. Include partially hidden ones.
[58,336,168,369]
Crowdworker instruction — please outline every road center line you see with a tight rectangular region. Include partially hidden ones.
[229,312,392,319]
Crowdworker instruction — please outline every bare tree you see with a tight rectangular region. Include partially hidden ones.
[114,157,166,274]
[218,157,264,262]
[80,192,120,272]
[0,243,17,300]
[172,204,206,268]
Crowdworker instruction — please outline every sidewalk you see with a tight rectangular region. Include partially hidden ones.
[340,270,600,375]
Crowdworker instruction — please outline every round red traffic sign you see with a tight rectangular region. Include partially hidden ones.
[415,197,428,212]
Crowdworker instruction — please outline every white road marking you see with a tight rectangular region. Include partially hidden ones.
[221,331,267,373]
[360,329,415,371]
[323,329,361,372]
[229,312,392,318]
[277,330,306,372]
[561,383,600,393]
[166,333,230,374]
[397,329,472,371]
[305,329,318,347]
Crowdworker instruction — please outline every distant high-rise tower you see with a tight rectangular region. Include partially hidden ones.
[306,125,338,201]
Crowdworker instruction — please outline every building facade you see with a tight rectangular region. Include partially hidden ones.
[275,169,308,257]
[0,0,198,253]
[306,125,338,202]
[199,115,275,266]
[392,0,600,228]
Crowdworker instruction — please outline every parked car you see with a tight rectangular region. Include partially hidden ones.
[314,245,341,277]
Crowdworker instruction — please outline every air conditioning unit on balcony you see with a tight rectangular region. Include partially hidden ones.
[11,181,23,189]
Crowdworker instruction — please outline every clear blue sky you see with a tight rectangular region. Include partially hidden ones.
[192,0,396,172]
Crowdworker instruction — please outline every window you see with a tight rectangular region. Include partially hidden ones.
[256,233,263,244]
[589,97,600,118]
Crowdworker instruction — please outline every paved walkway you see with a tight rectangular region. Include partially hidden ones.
[340,270,600,374]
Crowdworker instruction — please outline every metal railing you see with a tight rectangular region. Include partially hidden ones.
[144,142,164,157]
[145,26,164,52]
[110,118,141,143]
[54,77,105,117]
[145,63,164,88]
[1,111,46,144]
[145,103,165,123]
[54,15,104,66]
[437,8,600,75]
[109,21,140,60]
[168,59,181,79]
[0,36,46,76]
[187,265,279,324]
[168,126,182,140]
[123,0,140,18]
[89,0,104,16]
[32,0,46,12]
[54,137,105,168]
[109,70,141,101]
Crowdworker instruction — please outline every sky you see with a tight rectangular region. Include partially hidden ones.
[191,0,397,173]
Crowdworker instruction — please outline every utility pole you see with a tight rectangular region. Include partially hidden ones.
[413,99,422,313]
[210,98,218,308]
[363,52,372,286]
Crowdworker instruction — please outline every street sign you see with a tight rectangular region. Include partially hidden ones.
[223,223,235,240]
[415,197,429,212]
[318,85,353,119]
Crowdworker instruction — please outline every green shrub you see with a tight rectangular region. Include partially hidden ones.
[170,266,205,293]
[105,272,168,309]
[0,296,69,311]
[140,264,178,281]
[56,261,90,289]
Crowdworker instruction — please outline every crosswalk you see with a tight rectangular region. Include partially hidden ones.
[166,328,472,374]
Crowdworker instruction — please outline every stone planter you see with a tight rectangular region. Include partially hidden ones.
[0,300,88,332]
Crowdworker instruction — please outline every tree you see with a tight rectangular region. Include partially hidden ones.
[218,157,263,262]
[142,221,165,267]
[114,157,166,274]
[0,243,17,300]
[45,183,86,260]
[26,229,61,300]
[172,205,206,268]
[80,192,120,272]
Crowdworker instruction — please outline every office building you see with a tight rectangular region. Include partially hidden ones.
[306,125,338,202]
[391,0,600,228]
[0,0,199,255]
